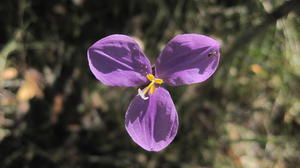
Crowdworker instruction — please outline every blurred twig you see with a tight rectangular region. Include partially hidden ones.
[223,0,300,65]
[0,29,25,72]
[0,41,18,72]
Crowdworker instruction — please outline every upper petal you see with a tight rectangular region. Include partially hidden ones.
[155,34,220,86]
[87,34,152,87]
[125,87,178,152]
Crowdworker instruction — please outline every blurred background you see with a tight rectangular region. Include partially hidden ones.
[1,0,300,167]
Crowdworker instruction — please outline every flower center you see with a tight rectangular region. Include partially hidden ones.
[138,74,163,100]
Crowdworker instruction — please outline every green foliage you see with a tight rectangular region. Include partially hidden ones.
[1,0,300,167]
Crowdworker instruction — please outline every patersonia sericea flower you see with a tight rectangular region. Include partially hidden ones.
[87,34,220,151]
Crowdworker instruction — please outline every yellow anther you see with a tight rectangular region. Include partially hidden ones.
[146,74,163,84]
[154,78,163,84]
[138,74,164,100]
[146,74,155,81]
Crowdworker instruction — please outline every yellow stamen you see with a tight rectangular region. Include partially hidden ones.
[150,84,155,94]
[138,74,164,100]
[146,74,155,81]
[142,81,155,95]
[154,78,163,84]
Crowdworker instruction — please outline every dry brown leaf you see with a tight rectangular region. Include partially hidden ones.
[0,89,16,106]
[53,4,66,15]
[17,69,44,102]
[53,94,64,113]
[251,64,263,75]
[91,91,108,111]
[227,148,243,167]
[51,94,64,124]
[0,67,18,80]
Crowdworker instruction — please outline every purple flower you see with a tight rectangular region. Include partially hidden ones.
[87,34,220,151]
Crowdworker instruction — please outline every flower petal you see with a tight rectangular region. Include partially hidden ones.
[87,34,152,87]
[155,34,221,86]
[125,87,178,151]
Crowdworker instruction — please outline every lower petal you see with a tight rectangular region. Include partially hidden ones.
[125,87,178,151]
